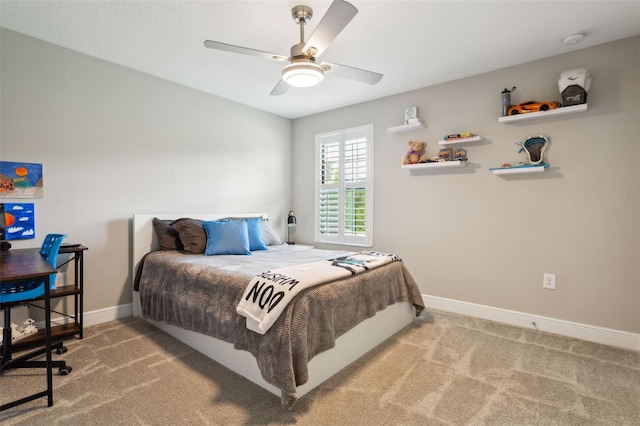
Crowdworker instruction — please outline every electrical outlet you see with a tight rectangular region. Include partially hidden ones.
[55,271,65,287]
[543,273,556,289]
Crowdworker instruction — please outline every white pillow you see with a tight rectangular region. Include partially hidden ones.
[261,219,282,246]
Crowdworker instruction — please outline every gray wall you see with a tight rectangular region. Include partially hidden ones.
[293,37,639,334]
[1,29,292,313]
[2,28,638,335]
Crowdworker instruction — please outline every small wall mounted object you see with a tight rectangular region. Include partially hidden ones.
[490,134,550,175]
[402,160,467,170]
[490,164,549,175]
[387,122,426,133]
[388,107,426,133]
[438,134,483,146]
[498,103,587,124]
[402,142,468,170]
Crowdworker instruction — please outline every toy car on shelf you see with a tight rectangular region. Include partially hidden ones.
[508,101,561,115]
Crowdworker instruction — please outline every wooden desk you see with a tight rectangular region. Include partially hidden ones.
[0,249,58,409]
[1,249,56,356]
[1,245,87,351]
[1,249,56,282]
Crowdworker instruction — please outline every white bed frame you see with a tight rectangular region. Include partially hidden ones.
[132,213,414,400]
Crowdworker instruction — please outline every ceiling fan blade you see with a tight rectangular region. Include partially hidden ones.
[204,40,288,62]
[302,0,358,58]
[321,61,383,85]
[269,79,289,96]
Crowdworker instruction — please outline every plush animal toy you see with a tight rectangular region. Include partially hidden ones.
[402,141,427,165]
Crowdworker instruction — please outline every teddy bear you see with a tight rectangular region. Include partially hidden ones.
[402,141,427,165]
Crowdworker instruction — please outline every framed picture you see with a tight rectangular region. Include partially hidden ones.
[404,106,418,124]
[0,161,44,198]
[1,203,35,240]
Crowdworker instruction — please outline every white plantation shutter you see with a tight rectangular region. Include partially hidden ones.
[315,124,373,246]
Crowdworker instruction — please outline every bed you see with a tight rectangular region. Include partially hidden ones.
[132,213,424,409]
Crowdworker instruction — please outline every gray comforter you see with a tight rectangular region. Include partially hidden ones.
[137,245,424,408]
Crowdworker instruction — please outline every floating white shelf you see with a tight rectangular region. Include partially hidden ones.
[439,135,483,146]
[498,104,587,124]
[402,160,467,170]
[490,163,550,175]
[387,121,426,133]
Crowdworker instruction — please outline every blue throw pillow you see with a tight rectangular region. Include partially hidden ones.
[245,217,268,251]
[219,217,268,251]
[203,220,251,256]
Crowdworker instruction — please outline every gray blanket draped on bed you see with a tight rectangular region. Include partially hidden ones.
[136,245,424,409]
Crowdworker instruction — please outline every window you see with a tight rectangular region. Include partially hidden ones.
[315,124,373,247]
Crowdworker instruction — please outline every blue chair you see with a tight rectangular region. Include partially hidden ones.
[1,234,67,303]
[0,234,72,411]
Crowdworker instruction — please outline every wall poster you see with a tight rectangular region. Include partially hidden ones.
[0,203,36,240]
[0,161,44,198]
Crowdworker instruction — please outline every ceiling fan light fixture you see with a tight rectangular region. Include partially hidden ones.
[282,62,325,88]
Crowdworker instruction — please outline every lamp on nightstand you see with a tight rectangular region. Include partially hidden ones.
[287,211,297,244]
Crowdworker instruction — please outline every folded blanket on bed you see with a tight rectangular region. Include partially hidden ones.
[236,251,400,334]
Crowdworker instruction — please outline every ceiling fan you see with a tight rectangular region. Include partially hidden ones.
[203,0,382,95]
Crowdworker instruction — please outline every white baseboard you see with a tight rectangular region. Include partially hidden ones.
[40,299,639,352]
[423,294,640,352]
[83,303,133,327]
[41,303,133,329]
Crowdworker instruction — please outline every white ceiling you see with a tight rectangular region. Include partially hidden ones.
[1,1,639,119]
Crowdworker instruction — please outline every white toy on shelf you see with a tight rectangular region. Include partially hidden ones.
[3,318,40,343]
[21,318,38,338]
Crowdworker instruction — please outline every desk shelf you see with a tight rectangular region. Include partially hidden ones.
[49,285,80,298]
[36,245,87,340]
[7,323,80,353]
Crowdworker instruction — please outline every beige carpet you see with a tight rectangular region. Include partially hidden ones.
[1,309,638,425]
